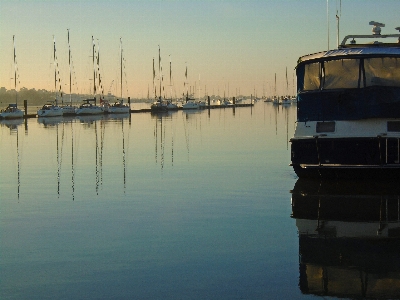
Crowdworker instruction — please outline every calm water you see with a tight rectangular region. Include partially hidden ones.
[1,102,399,299]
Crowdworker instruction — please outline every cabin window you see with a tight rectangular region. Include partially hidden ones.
[364,57,400,87]
[316,121,335,133]
[303,62,320,90]
[322,59,360,89]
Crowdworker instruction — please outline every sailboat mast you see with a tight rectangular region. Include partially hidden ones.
[68,29,72,105]
[153,57,156,98]
[169,54,172,99]
[13,35,17,106]
[286,67,288,95]
[158,45,161,99]
[97,40,103,100]
[53,36,61,105]
[120,38,123,99]
[53,36,57,96]
[185,63,188,101]
[92,36,96,97]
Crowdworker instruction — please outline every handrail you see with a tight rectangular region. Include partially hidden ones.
[340,34,400,46]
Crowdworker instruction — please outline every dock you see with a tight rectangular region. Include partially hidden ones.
[20,99,254,119]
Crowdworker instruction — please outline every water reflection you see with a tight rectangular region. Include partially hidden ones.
[2,124,22,200]
[291,179,400,299]
[37,114,131,199]
[77,114,105,125]
[0,118,24,130]
[37,116,64,127]
[152,111,175,170]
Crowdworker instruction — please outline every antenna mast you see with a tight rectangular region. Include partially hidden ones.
[336,0,341,47]
[327,0,330,50]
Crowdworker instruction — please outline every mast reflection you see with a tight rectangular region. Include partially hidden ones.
[291,179,400,299]
[152,111,174,170]
[2,122,23,201]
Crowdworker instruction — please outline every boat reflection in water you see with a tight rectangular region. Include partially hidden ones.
[0,118,24,130]
[291,179,400,299]
[37,116,64,127]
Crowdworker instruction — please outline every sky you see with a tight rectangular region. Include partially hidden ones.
[0,0,399,99]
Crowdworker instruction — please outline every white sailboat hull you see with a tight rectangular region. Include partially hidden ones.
[182,101,199,109]
[37,106,63,117]
[61,106,77,115]
[76,107,104,115]
[0,109,24,119]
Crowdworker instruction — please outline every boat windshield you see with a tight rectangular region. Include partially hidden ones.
[301,57,400,91]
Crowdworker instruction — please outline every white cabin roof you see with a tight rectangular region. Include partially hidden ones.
[298,29,400,65]
[298,46,400,65]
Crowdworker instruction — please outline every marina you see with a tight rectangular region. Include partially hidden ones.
[1,1,400,298]
[1,98,256,119]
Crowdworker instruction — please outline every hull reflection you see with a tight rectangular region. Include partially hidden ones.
[291,179,400,299]
[0,118,24,130]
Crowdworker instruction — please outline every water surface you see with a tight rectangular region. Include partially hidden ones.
[1,102,399,299]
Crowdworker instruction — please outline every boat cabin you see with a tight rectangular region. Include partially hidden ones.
[296,22,400,123]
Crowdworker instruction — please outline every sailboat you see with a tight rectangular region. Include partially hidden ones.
[272,73,279,105]
[280,67,291,105]
[61,29,77,115]
[151,46,174,112]
[151,55,166,111]
[182,65,199,110]
[76,37,104,115]
[108,38,130,114]
[0,36,24,119]
[37,36,63,117]
[182,93,199,109]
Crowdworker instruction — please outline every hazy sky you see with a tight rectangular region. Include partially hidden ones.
[0,0,399,98]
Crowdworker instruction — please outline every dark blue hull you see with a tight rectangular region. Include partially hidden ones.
[291,137,400,180]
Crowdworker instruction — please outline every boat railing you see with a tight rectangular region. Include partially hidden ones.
[340,34,400,47]
[340,22,400,47]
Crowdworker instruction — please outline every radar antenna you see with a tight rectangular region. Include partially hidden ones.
[369,21,385,35]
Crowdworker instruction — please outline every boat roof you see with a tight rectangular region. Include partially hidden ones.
[297,23,400,65]
[298,46,400,64]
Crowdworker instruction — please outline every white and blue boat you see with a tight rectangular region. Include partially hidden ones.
[150,97,168,112]
[76,98,104,115]
[182,93,199,110]
[290,22,400,179]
